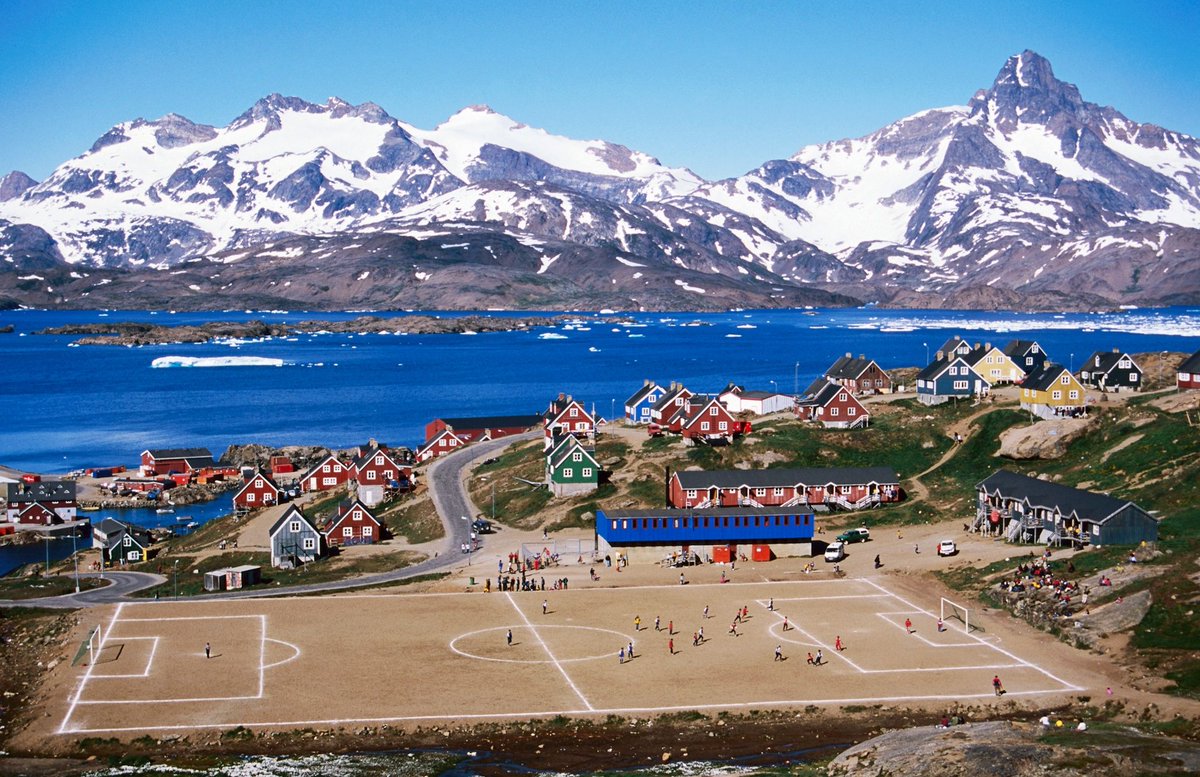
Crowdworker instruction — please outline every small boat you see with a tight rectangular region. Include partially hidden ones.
[79,505,100,512]
[175,515,193,522]
[185,521,199,529]
[156,507,175,514]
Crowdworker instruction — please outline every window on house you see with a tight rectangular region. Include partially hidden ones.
[673,519,680,529]
[290,521,301,533]
[1069,390,1079,399]
[343,527,353,537]
[774,487,784,496]
[364,526,373,536]
[366,470,376,480]
[709,406,718,415]
[1052,390,1062,400]
[954,380,968,389]
[687,489,697,498]
[583,468,592,477]
[830,407,839,416]
[1060,375,1070,384]
[841,486,852,494]
[449,438,458,446]
[246,493,256,502]
[323,464,331,473]
[848,407,856,415]
[303,538,315,550]
[572,451,582,461]
[756,488,767,497]
[563,468,573,478]
[701,422,710,431]
[375,455,384,465]
[1131,373,1138,382]
[621,520,628,529]
[323,477,335,486]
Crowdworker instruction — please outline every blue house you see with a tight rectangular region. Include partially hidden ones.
[596,506,816,563]
[1004,340,1049,377]
[625,380,666,424]
[916,353,988,406]
[269,505,325,569]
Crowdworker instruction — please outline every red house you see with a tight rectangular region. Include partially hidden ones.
[679,398,739,442]
[300,454,354,493]
[323,500,383,547]
[353,445,412,488]
[543,394,595,450]
[649,383,694,425]
[796,379,870,429]
[140,448,215,476]
[270,456,294,475]
[417,429,467,463]
[669,467,903,511]
[425,414,541,445]
[234,470,280,511]
[5,481,77,523]
[16,502,59,526]
[824,354,892,395]
[1178,350,1200,391]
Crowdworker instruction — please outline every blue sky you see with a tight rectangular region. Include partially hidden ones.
[1,1,1197,181]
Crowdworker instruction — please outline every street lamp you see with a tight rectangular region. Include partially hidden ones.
[769,380,777,394]
[794,362,800,396]
[173,559,179,599]
[491,483,496,523]
[461,515,472,565]
[610,398,615,424]
[923,342,929,364]
[1070,353,1075,373]
[71,530,80,593]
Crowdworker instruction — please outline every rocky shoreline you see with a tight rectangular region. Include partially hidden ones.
[34,314,599,346]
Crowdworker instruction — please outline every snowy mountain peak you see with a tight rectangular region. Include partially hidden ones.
[977,49,1085,129]
[0,171,38,201]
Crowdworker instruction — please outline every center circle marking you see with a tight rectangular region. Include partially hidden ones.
[450,625,636,664]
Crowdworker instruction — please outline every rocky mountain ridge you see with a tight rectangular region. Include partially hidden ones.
[1,50,1198,311]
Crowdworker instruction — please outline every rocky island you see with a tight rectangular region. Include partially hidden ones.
[35,314,580,346]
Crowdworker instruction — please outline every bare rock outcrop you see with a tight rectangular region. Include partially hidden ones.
[997,417,1093,459]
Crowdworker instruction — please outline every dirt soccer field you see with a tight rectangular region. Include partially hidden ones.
[57,578,1084,735]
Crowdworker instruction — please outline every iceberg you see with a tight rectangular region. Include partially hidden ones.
[152,356,286,368]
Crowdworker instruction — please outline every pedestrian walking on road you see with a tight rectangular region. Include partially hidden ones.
[204,642,211,659]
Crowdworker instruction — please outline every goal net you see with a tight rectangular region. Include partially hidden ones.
[940,597,975,633]
[71,625,102,667]
[521,538,594,564]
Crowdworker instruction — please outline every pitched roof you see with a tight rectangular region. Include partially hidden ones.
[798,379,853,408]
[6,480,76,504]
[1084,350,1138,376]
[1021,363,1073,392]
[976,470,1140,524]
[1178,349,1200,374]
[549,437,598,469]
[435,415,542,432]
[352,445,398,470]
[299,454,347,482]
[938,336,968,356]
[327,499,380,530]
[673,466,900,490]
[237,469,279,493]
[1003,340,1041,358]
[269,505,318,537]
[826,354,877,380]
[916,355,974,382]
[652,385,692,413]
[626,381,664,407]
[144,447,214,462]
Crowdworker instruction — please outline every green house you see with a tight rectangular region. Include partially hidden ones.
[546,436,599,496]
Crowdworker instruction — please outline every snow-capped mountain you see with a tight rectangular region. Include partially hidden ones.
[2,50,1199,311]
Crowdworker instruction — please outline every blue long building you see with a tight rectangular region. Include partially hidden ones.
[595,506,815,563]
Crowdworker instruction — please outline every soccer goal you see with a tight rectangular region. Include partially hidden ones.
[71,625,103,667]
[940,597,977,633]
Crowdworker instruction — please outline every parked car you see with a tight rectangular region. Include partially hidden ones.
[937,540,958,557]
[472,519,494,534]
[824,542,847,562]
[836,527,871,544]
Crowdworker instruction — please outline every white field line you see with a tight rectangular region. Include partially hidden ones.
[861,578,1084,691]
[258,615,265,698]
[117,615,264,622]
[58,602,124,734]
[88,636,159,679]
[77,694,262,705]
[873,614,980,648]
[58,688,1065,735]
[504,592,594,711]
[262,638,303,670]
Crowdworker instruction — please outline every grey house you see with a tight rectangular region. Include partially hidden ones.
[269,505,325,568]
[975,469,1157,547]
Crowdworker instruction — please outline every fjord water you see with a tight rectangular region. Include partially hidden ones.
[1,307,1197,474]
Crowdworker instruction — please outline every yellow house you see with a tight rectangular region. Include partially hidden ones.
[963,342,1024,386]
[1019,364,1088,418]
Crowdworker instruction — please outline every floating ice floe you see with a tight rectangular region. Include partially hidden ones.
[151,356,285,368]
[538,333,568,340]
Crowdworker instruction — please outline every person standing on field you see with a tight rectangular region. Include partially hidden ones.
[204,642,210,659]
[905,617,913,634]
[542,599,548,615]
[835,635,844,651]
[507,629,513,646]
[993,675,1005,696]
[774,644,783,661]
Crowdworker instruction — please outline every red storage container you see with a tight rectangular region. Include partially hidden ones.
[752,544,773,562]
[712,545,734,563]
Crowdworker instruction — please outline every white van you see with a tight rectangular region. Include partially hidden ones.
[824,542,846,562]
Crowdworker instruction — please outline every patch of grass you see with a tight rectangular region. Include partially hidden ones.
[300,486,351,524]
[377,497,444,544]
[640,434,676,452]
[625,474,665,506]
[468,441,552,530]
[546,485,617,532]
[0,574,105,599]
